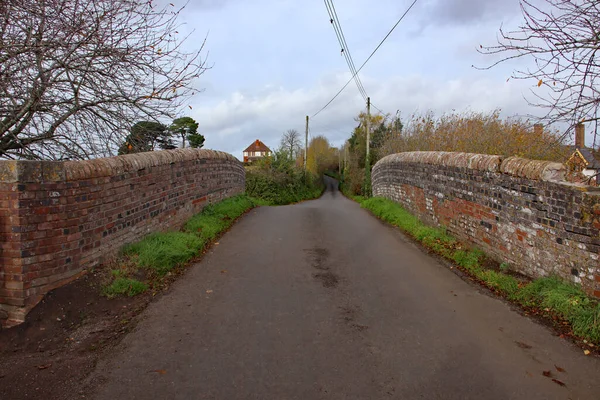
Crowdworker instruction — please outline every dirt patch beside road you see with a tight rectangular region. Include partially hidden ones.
[0,270,150,400]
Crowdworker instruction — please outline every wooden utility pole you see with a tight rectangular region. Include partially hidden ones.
[344,143,348,171]
[366,97,371,161]
[304,116,309,170]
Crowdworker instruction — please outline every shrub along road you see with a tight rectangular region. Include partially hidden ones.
[88,177,600,399]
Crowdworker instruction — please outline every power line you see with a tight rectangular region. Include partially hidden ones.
[324,0,368,101]
[325,0,366,99]
[370,102,386,116]
[312,0,419,118]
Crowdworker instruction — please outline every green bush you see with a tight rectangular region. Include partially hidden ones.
[245,169,323,205]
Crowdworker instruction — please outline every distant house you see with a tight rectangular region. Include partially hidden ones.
[565,123,600,184]
[243,139,272,163]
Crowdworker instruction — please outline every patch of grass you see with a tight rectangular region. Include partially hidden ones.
[103,278,148,298]
[516,276,600,342]
[123,196,256,277]
[185,195,255,240]
[479,270,520,299]
[355,195,600,345]
[123,232,204,276]
[103,195,257,298]
[452,249,483,272]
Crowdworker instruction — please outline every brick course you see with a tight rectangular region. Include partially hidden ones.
[372,151,600,296]
[0,149,244,326]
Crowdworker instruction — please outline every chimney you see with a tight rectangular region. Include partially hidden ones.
[575,123,585,148]
[533,124,543,136]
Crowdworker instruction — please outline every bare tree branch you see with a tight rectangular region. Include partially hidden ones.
[0,0,208,159]
[280,129,302,159]
[478,0,600,148]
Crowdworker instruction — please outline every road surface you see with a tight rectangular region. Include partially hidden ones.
[89,177,600,399]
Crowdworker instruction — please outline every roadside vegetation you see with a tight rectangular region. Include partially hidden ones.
[340,110,569,198]
[354,196,600,347]
[102,195,256,297]
[103,130,341,298]
[245,168,322,205]
[245,130,338,205]
[332,106,598,349]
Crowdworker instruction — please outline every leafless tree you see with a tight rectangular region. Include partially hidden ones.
[0,0,208,160]
[280,129,302,159]
[479,0,600,148]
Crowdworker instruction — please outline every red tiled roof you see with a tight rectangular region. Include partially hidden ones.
[243,139,271,153]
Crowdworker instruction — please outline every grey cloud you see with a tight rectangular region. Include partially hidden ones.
[420,0,520,26]
[194,72,538,160]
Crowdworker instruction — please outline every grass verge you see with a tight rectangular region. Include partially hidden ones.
[357,196,600,347]
[102,187,324,300]
[102,195,256,296]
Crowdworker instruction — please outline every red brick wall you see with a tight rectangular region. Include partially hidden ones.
[0,149,244,326]
[372,151,600,297]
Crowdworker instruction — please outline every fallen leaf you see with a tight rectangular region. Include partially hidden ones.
[206,290,213,294]
[214,242,219,245]
[150,369,167,375]
[542,370,552,377]
[584,350,591,355]
[554,365,566,373]
[551,378,566,387]
[36,364,52,370]
[221,270,228,274]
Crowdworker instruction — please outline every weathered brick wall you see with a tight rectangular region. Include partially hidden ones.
[372,151,600,296]
[0,149,244,326]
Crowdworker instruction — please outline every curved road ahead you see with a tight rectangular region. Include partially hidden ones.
[90,177,600,399]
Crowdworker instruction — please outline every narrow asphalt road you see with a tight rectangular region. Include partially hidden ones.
[89,177,600,399]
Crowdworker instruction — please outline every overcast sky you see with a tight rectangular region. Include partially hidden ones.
[171,0,572,159]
